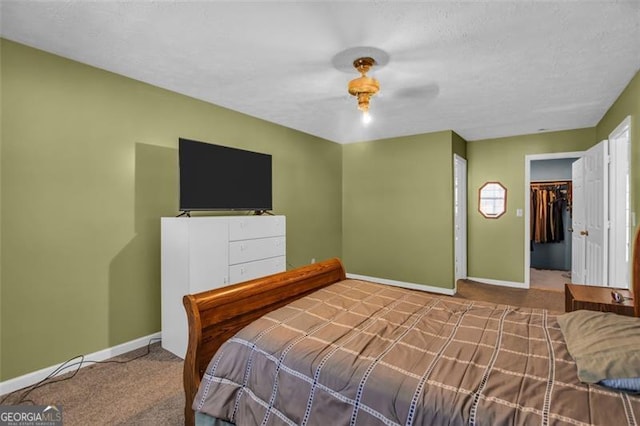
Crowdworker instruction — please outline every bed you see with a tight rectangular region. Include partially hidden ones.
[182,235,640,426]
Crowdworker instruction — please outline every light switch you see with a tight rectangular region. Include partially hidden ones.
[516,209,523,217]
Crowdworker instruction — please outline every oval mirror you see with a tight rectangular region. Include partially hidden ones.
[478,182,507,219]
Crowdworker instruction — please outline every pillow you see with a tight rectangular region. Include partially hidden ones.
[599,378,640,393]
[557,310,640,384]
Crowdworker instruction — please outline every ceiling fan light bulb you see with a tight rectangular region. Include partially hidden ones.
[362,111,372,125]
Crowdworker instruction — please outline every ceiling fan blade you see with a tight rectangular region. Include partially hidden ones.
[381,84,440,102]
[276,69,347,98]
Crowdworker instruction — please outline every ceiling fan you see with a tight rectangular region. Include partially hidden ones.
[347,57,380,124]
[331,46,440,125]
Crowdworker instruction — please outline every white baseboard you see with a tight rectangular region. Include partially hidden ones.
[467,276,528,289]
[0,332,161,397]
[346,273,456,296]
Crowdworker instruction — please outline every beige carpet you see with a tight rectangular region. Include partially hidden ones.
[530,268,571,292]
[0,343,184,426]
[455,278,565,313]
[0,282,565,424]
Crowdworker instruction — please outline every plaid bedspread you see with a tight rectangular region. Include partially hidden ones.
[194,279,640,425]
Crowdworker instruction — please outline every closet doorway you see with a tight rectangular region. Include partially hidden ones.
[525,121,632,291]
[524,152,583,290]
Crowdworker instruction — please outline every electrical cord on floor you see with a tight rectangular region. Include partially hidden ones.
[0,337,161,406]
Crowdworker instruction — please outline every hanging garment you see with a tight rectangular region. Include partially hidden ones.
[531,184,567,244]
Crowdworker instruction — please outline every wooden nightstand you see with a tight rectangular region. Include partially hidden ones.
[565,283,635,316]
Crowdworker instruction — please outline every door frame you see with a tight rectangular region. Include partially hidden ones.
[608,116,632,288]
[524,151,584,288]
[571,158,586,284]
[454,154,468,288]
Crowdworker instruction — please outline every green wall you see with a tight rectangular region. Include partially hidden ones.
[0,39,342,380]
[452,131,467,158]
[596,71,640,225]
[342,131,459,289]
[466,70,639,285]
[467,128,596,283]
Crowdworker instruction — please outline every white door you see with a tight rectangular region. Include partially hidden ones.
[583,140,609,286]
[571,158,586,284]
[454,155,467,283]
[572,140,609,286]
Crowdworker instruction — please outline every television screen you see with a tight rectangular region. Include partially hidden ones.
[178,138,272,212]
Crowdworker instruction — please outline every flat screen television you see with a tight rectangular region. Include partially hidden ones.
[178,138,272,213]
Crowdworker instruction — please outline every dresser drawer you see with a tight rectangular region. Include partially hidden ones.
[228,216,285,241]
[229,256,286,284]
[229,236,285,265]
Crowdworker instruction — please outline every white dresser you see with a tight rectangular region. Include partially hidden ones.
[161,215,286,358]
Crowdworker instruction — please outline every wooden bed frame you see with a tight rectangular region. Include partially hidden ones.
[182,258,346,426]
[182,230,640,425]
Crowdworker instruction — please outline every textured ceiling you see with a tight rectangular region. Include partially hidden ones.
[1,1,639,144]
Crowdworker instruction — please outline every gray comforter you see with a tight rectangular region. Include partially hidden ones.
[194,279,640,425]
